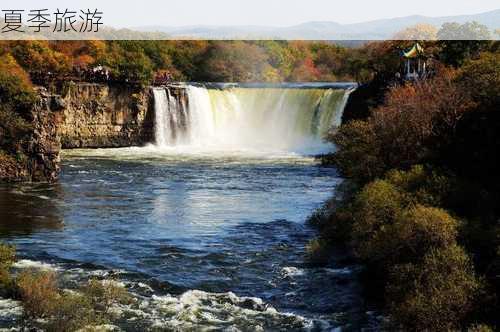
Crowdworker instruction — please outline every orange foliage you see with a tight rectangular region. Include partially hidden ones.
[0,54,32,88]
[290,57,321,81]
[73,55,95,69]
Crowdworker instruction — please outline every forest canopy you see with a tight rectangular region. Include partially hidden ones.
[0,40,390,86]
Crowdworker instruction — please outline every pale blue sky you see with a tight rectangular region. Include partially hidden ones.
[3,0,499,27]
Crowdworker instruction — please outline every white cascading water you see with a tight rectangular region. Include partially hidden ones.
[153,88,170,147]
[153,85,353,154]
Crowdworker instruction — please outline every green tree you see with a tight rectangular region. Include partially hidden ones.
[257,40,294,80]
[458,52,500,110]
[437,22,492,66]
[99,41,154,85]
[387,245,481,331]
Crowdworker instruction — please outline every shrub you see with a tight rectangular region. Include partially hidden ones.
[326,206,356,242]
[385,165,454,207]
[15,270,123,330]
[307,182,361,243]
[442,53,500,201]
[0,243,15,289]
[371,69,473,168]
[11,40,72,75]
[351,180,406,262]
[387,245,482,331]
[349,175,459,266]
[308,199,357,245]
[98,41,154,85]
[81,278,132,312]
[16,269,59,318]
[306,195,341,229]
[329,120,383,183]
[437,23,491,67]
[0,108,32,151]
[46,292,101,332]
[391,205,458,260]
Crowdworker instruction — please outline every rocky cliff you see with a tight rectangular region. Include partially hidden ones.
[57,83,154,148]
[0,88,63,182]
[1,82,157,183]
[27,89,64,182]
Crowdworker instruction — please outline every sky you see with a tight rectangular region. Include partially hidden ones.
[2,0,499,28]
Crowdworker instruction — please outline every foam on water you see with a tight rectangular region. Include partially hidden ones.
[0,298,23,325]
[6,260,332,330]
[13,259,60,271]
[281,266,306,278]
[61,145,321,167]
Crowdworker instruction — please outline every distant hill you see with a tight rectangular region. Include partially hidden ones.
[1,9,497,40]
[136,9,500,40]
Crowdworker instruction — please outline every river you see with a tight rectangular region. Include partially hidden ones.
[0,83,379,330]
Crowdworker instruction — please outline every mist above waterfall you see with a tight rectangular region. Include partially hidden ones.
[153,84,354,155]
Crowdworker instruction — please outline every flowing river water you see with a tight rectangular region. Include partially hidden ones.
[0,84,380,331]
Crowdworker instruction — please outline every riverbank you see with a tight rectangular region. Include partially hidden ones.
[311,50,500,330]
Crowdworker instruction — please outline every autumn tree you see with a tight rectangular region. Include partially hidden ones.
[199,41,269,82]
[0,54,36,156]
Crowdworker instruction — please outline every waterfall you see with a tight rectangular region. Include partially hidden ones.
[153,84,354,153]
[153,87,190,147]
[153,89,168,147]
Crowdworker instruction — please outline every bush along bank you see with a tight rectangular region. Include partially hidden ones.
[0,243,133,331]
[310,49,500,331]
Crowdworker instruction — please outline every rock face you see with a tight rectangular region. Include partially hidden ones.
[0,88,63,183]
[27,89,64,182]
[1,83,157,183]
[57,83,154,148]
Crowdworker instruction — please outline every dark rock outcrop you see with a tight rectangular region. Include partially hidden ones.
[341,78,388,124]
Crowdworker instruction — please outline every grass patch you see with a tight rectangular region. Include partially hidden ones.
[0,243,16,293]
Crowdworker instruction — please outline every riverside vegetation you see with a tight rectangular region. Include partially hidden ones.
[1,244,133,331]
[310,36,500,330]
